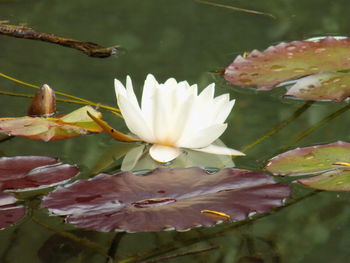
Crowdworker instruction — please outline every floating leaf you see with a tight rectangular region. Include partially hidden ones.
[0,156,79,191]
[0,192,25,230]
[0,106,103,141]
[265,141,350,191]
[225,37,350,101]
[41,167,290,232]
[297,169,350,191]
[283,72,350,101]
[265,141,350,176]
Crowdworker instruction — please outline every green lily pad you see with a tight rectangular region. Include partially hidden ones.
[0,106,103,141]
[265,141,350,176]
[225,37,350,101]
[297,169,350,191]
[265,141,350,191]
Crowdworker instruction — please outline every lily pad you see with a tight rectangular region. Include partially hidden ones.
[283,71,350,101]
[41,167,290,232]
[0,192,25,230]
[265,141,350,176]
[297,169,350,191]
[0,156,79,191]
[265,141,350,191]
[0,106,103,141]
[225,37,350,101]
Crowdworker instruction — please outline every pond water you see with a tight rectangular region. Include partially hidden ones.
[0,0,349,262]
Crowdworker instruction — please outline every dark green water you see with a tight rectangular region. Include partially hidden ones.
[0,0,349,262]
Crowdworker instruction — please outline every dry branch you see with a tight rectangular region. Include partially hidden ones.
[0,22,119,58]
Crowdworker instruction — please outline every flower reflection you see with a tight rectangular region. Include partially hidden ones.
[90,140,235,173]
[114,74,244,163]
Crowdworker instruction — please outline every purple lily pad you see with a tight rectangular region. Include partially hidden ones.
[0,156,79,191]
[224,37,350,101]
[0,192,25,229]
[265,141,350,191]
[41,167,291,232]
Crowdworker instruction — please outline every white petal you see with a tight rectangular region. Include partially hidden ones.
[192,144,245,156]
[141,74,158,126]
[163,77,177,88]
[114,78,127,98]
[198,83,215,101]
[117,94,154,142]
[152,83,171,142]
[216,99,235,123]
[179,123,228,148]
[125,76,139,107]
[121,144,145,171]
[149,144,182,163]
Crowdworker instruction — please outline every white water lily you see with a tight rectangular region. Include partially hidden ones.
[115,74,245,163]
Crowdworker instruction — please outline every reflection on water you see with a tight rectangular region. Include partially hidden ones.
[0,0,350,262]
[91,140,234,173]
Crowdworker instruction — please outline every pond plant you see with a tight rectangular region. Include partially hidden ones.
[0,5,349,262]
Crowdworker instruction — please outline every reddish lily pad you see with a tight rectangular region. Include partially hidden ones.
[0,156,79,191]
[0,106,103,141]
[225,37,350,101]
[265,141,350,191]
[283,71,350,101]
[41,167,290,232]
[0,192,25,229]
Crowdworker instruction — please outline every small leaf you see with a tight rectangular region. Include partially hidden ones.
[0,106,103,141]
[225,37,350,101]
[265,141,350,176]
[0,156,79,191]
[41,167,290,232]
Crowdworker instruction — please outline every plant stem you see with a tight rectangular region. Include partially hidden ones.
[31,216,111,259]
[139,245,220,263]
[0,72,121,113]
[193,0,276,19]
[284,103,350,149]
[0,90,122,118]
[240,101,313,153]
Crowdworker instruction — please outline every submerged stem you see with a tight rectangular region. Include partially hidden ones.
[31,216,110,259]
[240,101,313,153]
[282,103,350,151]
[193,0,276,19]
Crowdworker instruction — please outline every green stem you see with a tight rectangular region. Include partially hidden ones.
[0,72,97,104]
[0,90,122,118]
[193,0,276,19]
[31,216,111,259]
[240,101,313,153]
[282,103,350,150]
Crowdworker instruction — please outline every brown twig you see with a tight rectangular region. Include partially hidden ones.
[0,22,119,58]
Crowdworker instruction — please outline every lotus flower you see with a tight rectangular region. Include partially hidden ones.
[114,74,244,163]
